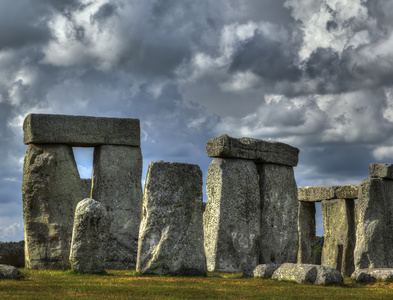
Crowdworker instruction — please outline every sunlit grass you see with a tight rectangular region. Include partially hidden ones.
[0,269,393,299]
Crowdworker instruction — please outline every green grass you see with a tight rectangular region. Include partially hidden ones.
[1,269,393,299]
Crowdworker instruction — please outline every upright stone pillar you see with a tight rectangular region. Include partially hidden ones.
[297,202,316,264]
[137,161,206,275]
[355,163,393,270]
[22,144,83,269]
[258,164,299,264]
[321,198,355,277]
[203,158,261,272]
[92,145,142,269]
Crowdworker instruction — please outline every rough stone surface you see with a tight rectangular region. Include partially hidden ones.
[206,134,299,166]
[70,199,110,273]
[297,202,316,264]
[272,263,317,284]
[0,243,24,268]
[298,186,339,202]
[81,179,91,199]
[92,145,142,270]
[369,163,393,179]
[137,161,206,275]
[336,184,359,199]
[354,178,393,270]
[22,144,83,269]
[258,164,298,264]
[321,199,355,277]
[203,158,260,272]
[243,264,281,278]
[272,263,343,285]
[23,114,140,146]
[0,264,18,279]
[351,268,393,282]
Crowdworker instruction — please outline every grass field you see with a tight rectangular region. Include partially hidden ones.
[1,269,393,299]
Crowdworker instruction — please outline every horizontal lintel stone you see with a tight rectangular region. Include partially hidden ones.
[298,184,359,202]
[206,134,299,166]
[369,163,393,180]
[23,114,140,147]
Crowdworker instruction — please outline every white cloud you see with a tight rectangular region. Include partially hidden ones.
[372,146,393,161]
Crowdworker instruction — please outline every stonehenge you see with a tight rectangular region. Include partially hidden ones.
[20,113,393,280]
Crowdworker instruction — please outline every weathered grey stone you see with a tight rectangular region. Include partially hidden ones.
[0,264,18,279]
[272,263,317,284]
[354,178,393,270]
[23,114,140,146]
[0,243,24,268]
[321,199,355,277]
[22,144,83,269]
[81,179,91,199]
[297,202,316,264]
[203,158,260,272]
[258,164,298,264]
[242,264,281,278]
[336,184,359,199]
[314,265,344,285]
[70,199,110,273]
[272,263,343,285]
[92,145,142,270]
[137,161,206,275]
[351,268,393,282]
[298,186,339,202]
[206,134,299,166]
[369,163,393,179]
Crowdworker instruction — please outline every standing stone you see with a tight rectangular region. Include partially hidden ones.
[70,198,110,273]
[0,242,25,268]
[354,178,393,269]
[137,161,206,275]
[81,179,92,199]
[321,199,355,277]
[258,164,298,264]
[22,144,83,269]
[204,158,260,272]
[297,202,316,264]
[92,145,142,270]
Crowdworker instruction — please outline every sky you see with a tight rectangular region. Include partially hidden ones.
[1,0,393,241]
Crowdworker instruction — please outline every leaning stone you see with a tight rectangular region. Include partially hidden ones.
[297,202,316,264]
[321,199,355,277]
[354,178,393,269]
[0,264,18,279]
[351,268,393,282]
[335,184,359,199]
[23,114,140,147]
[203,158,260,272]
[92,145,142,270]
[298,186,339,202]
[70,199,110,273]
[314,265,343,285]
[0,242,24,268]
[137,162,206,275]
[81,179,91,199]
[243,264,281,278]
[22,144,83,269]
[272,263,317,284]
[206,134,299,166]
[258,164,298,264]
[369,163,393,180]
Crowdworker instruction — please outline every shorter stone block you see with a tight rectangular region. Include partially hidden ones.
[70,199,110,274]
[335,185,359,199]
[369,163,393,179]
[23,114,140,146]
[298,186,339,202]
[351,268,393,282]
[0,242,24,268]
[242,264,281,278]
[297,202,316,264]
[137,162,206,275]
[0,264,18,279]
[314,265,344,285]
[206,134,299,166]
